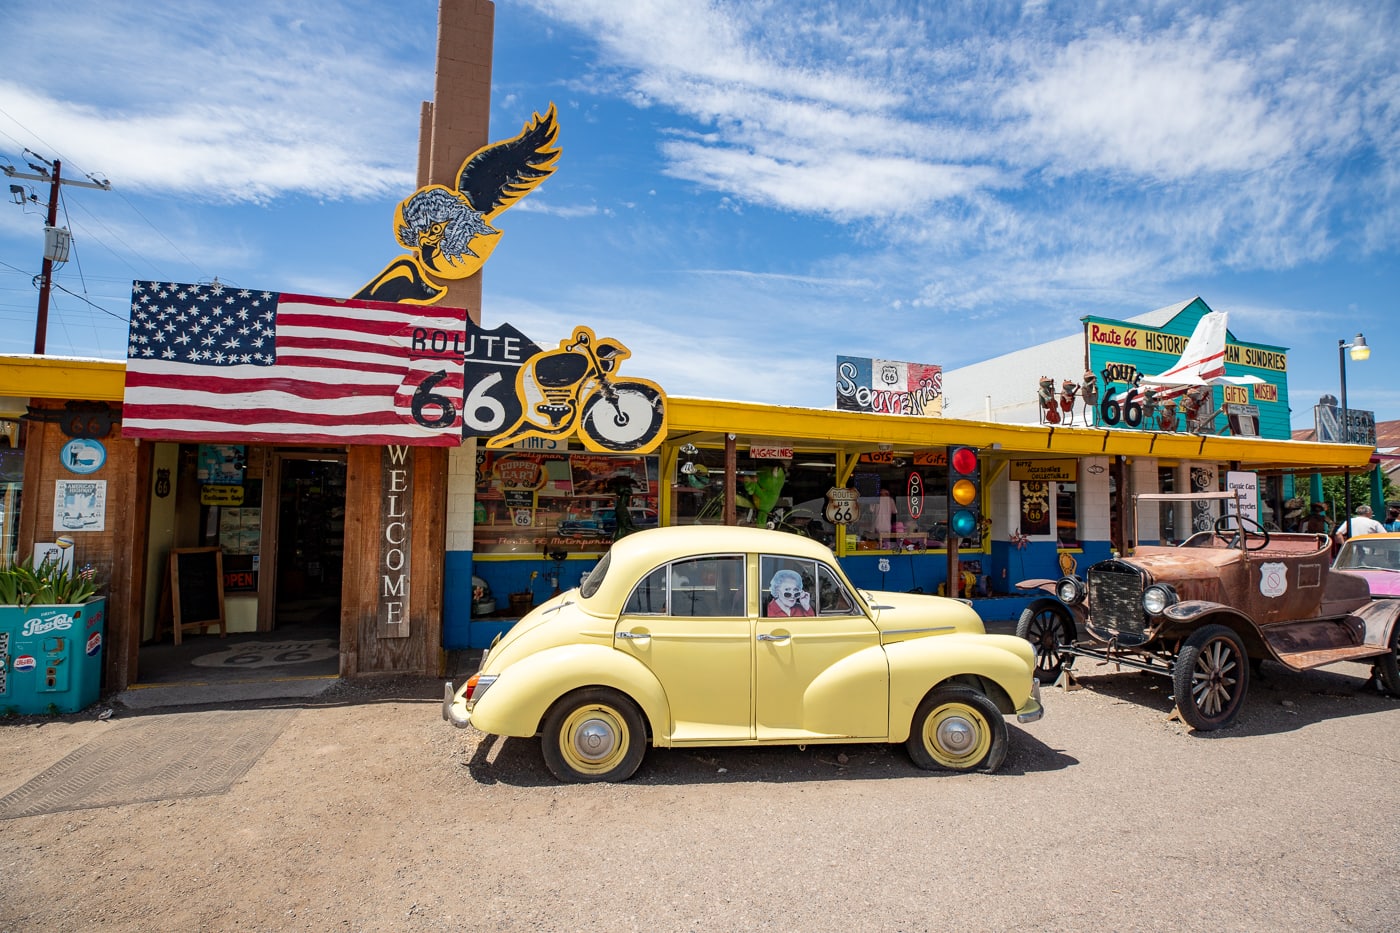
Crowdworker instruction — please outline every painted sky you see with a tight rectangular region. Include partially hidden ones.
[2,0,1396,430]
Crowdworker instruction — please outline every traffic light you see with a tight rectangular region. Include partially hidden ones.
[947,445,981,539]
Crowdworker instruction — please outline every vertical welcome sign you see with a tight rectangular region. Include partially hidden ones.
[379,446,413,636]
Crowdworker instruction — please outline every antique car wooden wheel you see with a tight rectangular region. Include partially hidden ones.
[1173,624,1250,730]
[1016,604,1075,683]
[906,686,1007,773]
[542,688,648,783]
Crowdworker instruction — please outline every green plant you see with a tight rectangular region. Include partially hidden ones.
[0,556,103,607]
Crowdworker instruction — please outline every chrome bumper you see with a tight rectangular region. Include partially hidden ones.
[442,681,472,729]
[1016,678,1044,724]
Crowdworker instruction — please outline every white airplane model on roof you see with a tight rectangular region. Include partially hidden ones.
[1135,310,1262,399]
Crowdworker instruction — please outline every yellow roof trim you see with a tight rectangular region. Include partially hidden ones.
[0,355,1370,472]
[0,355,126,403]
[666,396,1371,472]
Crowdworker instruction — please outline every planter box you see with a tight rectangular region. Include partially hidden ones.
[0,597,106,715]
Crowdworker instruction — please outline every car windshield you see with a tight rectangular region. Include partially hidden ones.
[1335,539,1400,572]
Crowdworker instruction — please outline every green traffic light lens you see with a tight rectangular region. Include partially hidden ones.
[950,510,978,537]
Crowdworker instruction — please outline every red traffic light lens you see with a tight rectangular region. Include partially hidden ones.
[951,447,978,474]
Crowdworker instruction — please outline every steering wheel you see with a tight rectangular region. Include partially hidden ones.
[1213,514,1271,551]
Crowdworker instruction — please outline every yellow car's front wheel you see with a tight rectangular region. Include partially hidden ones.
[541,688,648,783]
[906,686,1008,773]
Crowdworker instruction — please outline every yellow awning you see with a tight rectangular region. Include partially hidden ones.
[0,355,1371,473]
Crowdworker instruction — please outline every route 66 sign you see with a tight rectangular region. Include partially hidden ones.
[824,487,860,525]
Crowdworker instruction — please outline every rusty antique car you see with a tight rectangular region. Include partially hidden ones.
[1017,491,1400,730]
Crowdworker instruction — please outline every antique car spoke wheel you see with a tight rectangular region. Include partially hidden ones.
[1173,624,1249,731]
[905,686,1007,773]
[1016,605,1075,683]
[542,688,647,783]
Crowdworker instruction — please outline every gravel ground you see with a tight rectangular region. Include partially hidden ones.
[1,662,1398,932]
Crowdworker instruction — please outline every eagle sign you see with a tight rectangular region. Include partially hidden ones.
[356,104,561,304]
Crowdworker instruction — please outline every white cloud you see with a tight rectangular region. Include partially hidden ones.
[0,0,430,201]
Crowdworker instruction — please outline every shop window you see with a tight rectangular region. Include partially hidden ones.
[0,446,23,567]
[474,448,659,556]
[1056,483,1079,548]
[1155,467,1178,543]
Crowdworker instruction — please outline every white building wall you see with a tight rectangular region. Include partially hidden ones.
[446,438,477,552]
[1131,457,1162,542]
[1077,456,1112,544]
[941,301,1190,423]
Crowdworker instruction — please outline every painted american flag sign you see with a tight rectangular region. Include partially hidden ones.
[122,281,466,446]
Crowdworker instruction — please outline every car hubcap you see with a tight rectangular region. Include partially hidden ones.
[573,717,617,761]
[937,716,975,753]
[925,702,991,767]
[559,704,630,774]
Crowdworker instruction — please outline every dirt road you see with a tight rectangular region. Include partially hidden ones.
[2,662,1398,932]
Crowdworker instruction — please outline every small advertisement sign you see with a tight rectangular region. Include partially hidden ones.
[1224,470,1259,528]
[53,480,106,532]
[1010,460,1078,483]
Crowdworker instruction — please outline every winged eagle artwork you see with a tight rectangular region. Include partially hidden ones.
[355,104,560,304]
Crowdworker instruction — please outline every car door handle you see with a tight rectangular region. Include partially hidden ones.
[757,632,790,642]
[616,631,650,640]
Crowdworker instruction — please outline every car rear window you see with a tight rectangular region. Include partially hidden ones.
[579,552,610,599]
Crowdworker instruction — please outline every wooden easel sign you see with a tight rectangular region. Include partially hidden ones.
[160,547,228,644]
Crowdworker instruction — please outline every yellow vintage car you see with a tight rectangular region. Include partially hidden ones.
[445,525,1043,782]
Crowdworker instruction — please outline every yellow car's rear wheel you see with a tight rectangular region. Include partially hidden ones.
[906,686,1007,773]
[542,687,647,783]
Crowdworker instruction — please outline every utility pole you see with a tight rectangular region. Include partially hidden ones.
[4,152,112,354]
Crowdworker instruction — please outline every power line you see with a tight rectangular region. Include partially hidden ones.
[2,151,112,353]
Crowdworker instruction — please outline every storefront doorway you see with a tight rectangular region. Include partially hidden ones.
[271,454,347,630]
[134,445,347,687]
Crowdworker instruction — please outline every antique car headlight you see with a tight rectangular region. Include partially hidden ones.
[1142,584,1179,616]
[1056,576,1085,605]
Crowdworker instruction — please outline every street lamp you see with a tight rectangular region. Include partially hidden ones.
[1338,333,1370,534]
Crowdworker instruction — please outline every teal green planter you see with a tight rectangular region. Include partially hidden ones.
[0,597,106,715]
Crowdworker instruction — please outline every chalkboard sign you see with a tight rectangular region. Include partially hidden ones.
[167,547,227,644]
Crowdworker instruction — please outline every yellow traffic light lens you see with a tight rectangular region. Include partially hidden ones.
[952,478,977,506]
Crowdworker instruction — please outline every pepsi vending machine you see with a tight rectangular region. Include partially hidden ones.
[0,598,106,715]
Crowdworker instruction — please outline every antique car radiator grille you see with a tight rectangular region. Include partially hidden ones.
[1088,563,1147,636]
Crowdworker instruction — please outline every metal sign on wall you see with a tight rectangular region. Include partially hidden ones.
[1315,404,1376,445]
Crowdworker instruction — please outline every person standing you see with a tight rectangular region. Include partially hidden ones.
[1386,507,1400,532]
[1334,504,1387,543]
[1302,503,1330,535]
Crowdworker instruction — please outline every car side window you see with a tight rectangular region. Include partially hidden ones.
[622,565,667,614]
[668,556,745,617]
[623,556,745,616]
[816,563,857,614]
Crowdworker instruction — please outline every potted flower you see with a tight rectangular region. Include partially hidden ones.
[0,554,106,715]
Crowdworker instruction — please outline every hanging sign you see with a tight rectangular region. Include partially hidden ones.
[1010,460,1078,483]
[907,472,925,519]
[60,438,106,475]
